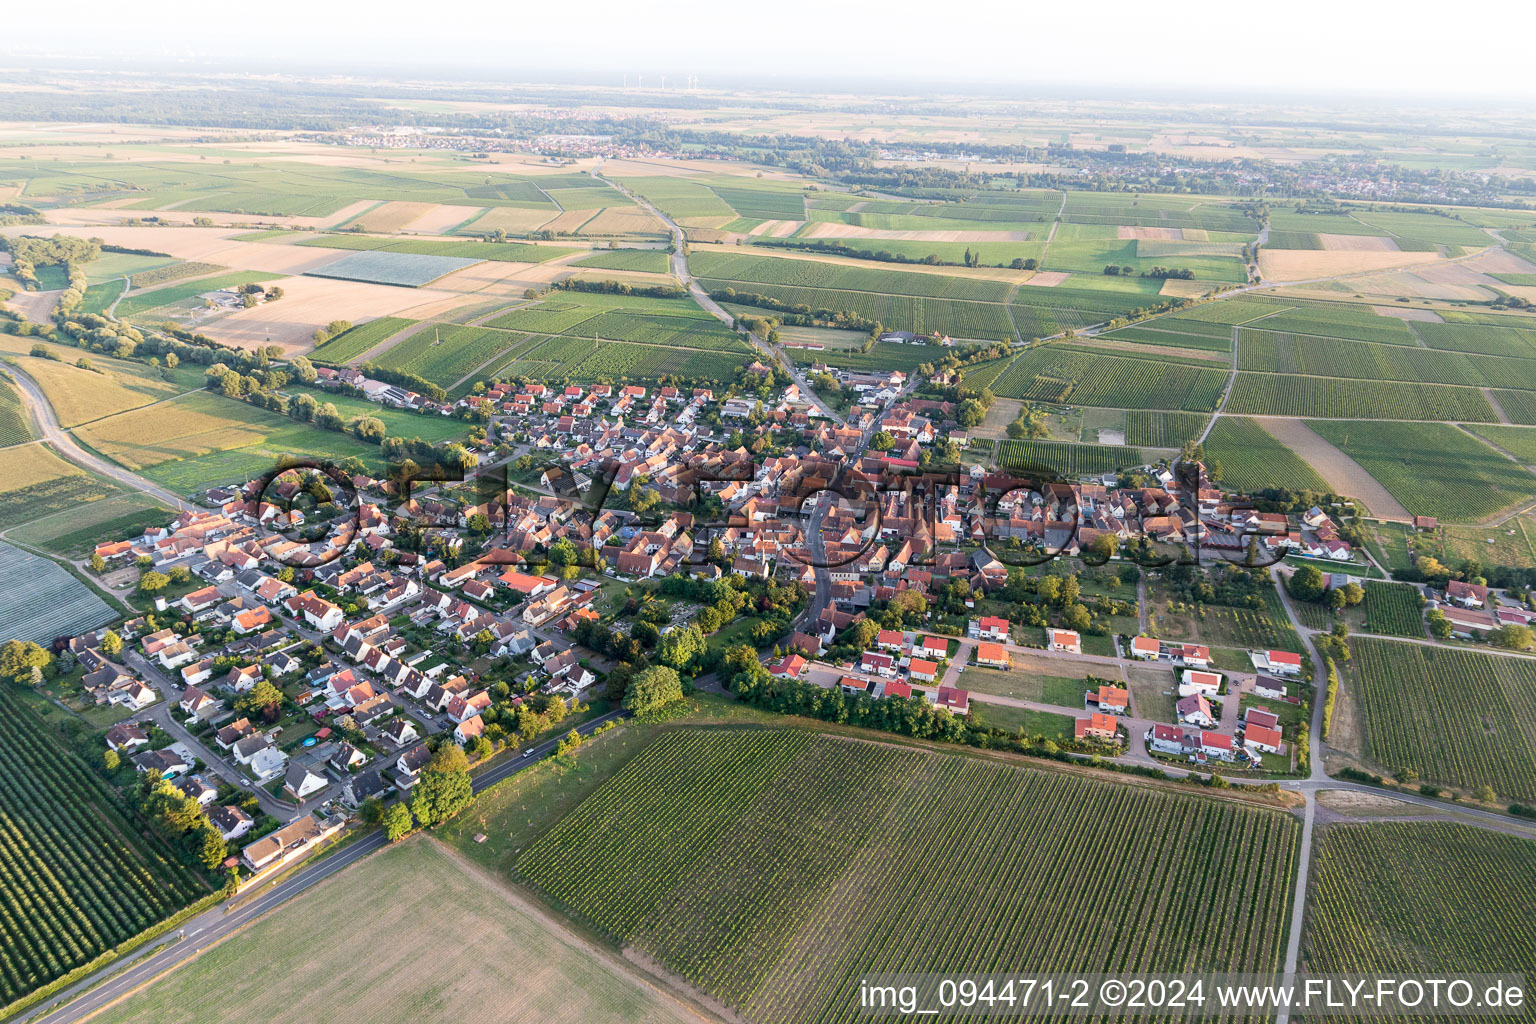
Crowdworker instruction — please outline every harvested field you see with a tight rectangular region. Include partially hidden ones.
[90,839,697,1024]
[456,206,557,235]
[2,288,60,322]
[577,206,667,236]
[1252,418,1410,520]
[1257,249,1440,282]
[402,203,486,234]
[190,275,459,352]
[341,200,437,232]
[1,353,185,426]
[1161,278,1217,298]
[747,220,804,238]
[1117,226,1184,240]
[1318,233,1400,251]
[1020,271,1070,287]
[1372,305,1442,322]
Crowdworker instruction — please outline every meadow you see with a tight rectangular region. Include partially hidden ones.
[515,727,1299,1024]
[88,839,694,1024]
[1306,420,1536,521]
[1347,637,1536,800]
[1304,822,1536,1009]
[1225,374,1496,421]
[0,689,205,1006]
[1203,417,1329,494]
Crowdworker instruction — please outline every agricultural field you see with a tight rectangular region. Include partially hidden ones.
[1469,424,1536,462]
[0,375,37,446]
[89,838,694,1024]
[1096,322,1233,353]
[1124,410,1208,448]
[5,494,170,559]
[305,249,479,288]
[494,334,748,384]
[0,539,117,644]
[373,323,539,388]
[572,249,671,273]
[1490,389,1536,426]
[73,391,386,492]
[295,234,580,263]
[516,727,1299,1024]
[997,438,1145,477]
[1304,823,1536,1004]
[1306,421,1536,521]
[1203,417,1329,495]
[0,348,194,428]
[1361,582,1425,637]
[310,316,417,364]
[1237,329,1536,389]
[0,688,205,1006]
[1244,303,1419,345]
[1413,321,1536,357]
[0,444,125,531]
[991,347,1229,411]
[692,251,1015,301]
[128,261,225,289]
[1346,638,1536,800]
[1225,374,1496,421]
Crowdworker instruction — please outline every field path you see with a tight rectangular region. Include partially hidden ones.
[345,319,439,366]
[1482,388,1513,425]
[1254,417,1411,521]
[1196,326,1240,444]
[0,360,190,509]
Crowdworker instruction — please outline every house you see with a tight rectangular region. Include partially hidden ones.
[858,651,894,677]
[1244,723,1284,755]
[879,679,914,699]
[241,813,343,872]
[454,714,485,746]
[918,636,948,660]
[330,742,367,771]
[1179,670,1223,697]
[1048,629,1081,654]
[342,769,389,809]
[1200,731,1235,761]
[1075,712,1119,741]
[839,675,871,696]
[179,776,218,807]
[1251,650,1302,676]
[104,722,150,752]
[396,744,432,781]
[975,642,1010,669]
[1446,580,1489,609]
[379,717,420,748]
[179,685,220,720]
[248,745,288,782]
[1092,685,1130,715]
[1148,722,1194,755]
[132,748,191,779]
[933,685,970,715]
[284,765,327,807]
[1413,515,1438,531]
[216,717,256,750]
[111,682,158,710]
[972,616,1010,640]
[1177,693,1216,728]
[209,805,254,841]
[908,658,939,683]
[875,629,906,652]
[768,653,807,678]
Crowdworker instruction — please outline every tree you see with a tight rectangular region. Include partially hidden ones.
[1426,608,1453,640]
[1062,603,1092,632]
[411,766,472,827]
[429,743,470,774]
[658,624,705,670]
[89,553,106,573]
[624,665,684,716]
[198,823,228,870]
[0,640,51,683]
[1340,582,1365,606]
[869,430,895,451]
[100,629,123,657]
[102,748,121,772]
[382,803,413,842]
[1287,565,1327,602]
[137,570,170,595]
[236,680,284,717]
[1491,624,1534,650]
[360,797,384,825]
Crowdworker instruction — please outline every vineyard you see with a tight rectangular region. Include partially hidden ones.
[0,376,37,447]
[1361,582,1424,637]
[1225,374,1496,421]
[1097,324,1232,353]
[690,251,1014,302]
[701,279,1017,340]
[993,347,1229,411]
[1306,421,1536,521]
[493,334,746,384]
[0,688,205,1005]
[997,439,1145,477]
[516,728,1300,1024]
[1348,638,1536,800]
[572,249,671,273]
[1243,304,1419,345]
[1470,425,1536,462]
[1202,417,1328,495]
[1237,329,1536,390]
[296,234,580,263]
[312,317,416,365]
[1124,411,1208,448]
[1413,322,1536,358]
[1490,389,1536,426]
[374,324,537,387]
[1305,822,1536,1014]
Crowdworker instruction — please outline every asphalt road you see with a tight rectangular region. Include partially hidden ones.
[24,708,628,1024]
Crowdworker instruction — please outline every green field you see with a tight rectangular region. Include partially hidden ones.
[6,494,170,557]
[1347,637,1536,800]
[311,317,416,364]
[89,838,694,1024]
[1226,374,1495,421]
[1469,424,1536,462]
[1304,823,1536,1004]
[1097,323,1233,353]
[1361,582,1424,637]
[1238,329,1536,389]
[1413,321,1536,358]
[1490,389,1536,425]
[1245,303,1418,345]
[998,438,1145,476]
[0,689,206,1007]
[373,323,538,387]
[515,727,1299,1024]
[572,248,671,273]
[1203,417,1329,495]
[76,280,123,316]
[1307,421,1536,521]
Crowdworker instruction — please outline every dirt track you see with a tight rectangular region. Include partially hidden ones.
[1254,417,1412,521]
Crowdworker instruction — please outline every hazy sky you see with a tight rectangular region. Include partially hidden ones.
[6,0,1532,100]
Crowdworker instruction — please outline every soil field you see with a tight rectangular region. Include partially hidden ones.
[1251,418,1410,519]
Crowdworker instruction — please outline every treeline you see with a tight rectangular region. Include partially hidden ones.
[750,237,1038,271]
[708,286,880,332]
[554,278,686,299]
[0,234,100,292]
[357,362,448,404]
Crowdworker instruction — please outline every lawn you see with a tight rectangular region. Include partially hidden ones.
[969,701,1076,738]
[513,726,1300,1024]
[115,271,276,320]
[89,838,697,1024]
